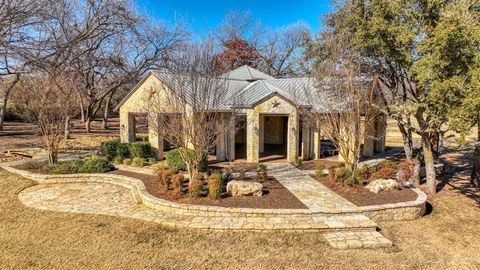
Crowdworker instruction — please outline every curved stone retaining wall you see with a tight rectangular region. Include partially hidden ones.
[1,164,426,221]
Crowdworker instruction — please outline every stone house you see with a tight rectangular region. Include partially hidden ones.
[115,65,386,163]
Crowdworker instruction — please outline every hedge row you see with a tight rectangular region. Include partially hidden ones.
[100,140,153,160]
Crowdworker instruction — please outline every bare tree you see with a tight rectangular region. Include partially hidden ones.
[147,39,239,183]
[11,71,78,164]
[259,22,310,77]
[304,32,377,174]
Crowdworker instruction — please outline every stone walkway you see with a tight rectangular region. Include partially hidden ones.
[266,163,359,212]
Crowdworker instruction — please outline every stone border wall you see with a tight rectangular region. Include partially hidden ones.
[1,164,426,221]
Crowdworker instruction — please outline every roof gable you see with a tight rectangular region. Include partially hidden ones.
[222,65,275,81]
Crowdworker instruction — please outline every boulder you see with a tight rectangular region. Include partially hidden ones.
[226,181,263,197]
[365,179,400,193]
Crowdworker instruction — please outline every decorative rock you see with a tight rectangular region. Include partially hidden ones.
[365,179,399,193]
[226,181,263,197]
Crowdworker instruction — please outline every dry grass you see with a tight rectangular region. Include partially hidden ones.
[1,167,480,270]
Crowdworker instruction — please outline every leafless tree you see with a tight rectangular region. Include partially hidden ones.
[147,39,240,183]
[303,32,377,174]
[258,22,310,77]
[11,71,78,164]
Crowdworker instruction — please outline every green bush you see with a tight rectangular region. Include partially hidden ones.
[123,158,132,166]
[100,140,120,160]
[78,158,115,173]
[333,167,352,184]
[315,165,327,177]
[116,143,131,159]
[113,156,124,164]
[20,160,45,170]
[147,157,157,164]
[132,157,145,167]
[47,159,84,174]
[128,141,152,159]
[165,149,207,172]
[294,159,302,168]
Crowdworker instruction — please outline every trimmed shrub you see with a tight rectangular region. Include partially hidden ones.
[165,149,207,172]
[189,173,204,197]
[116,143,130,159]
[294,159,302,168]
[113,156,124,164]
[100,140,120,160]
[354,165,370,181]
[208,172,223,199]
[154,162,167,170]
[20,160,45,170]
[147,157,157,164]
[171,174,185,197]
[123,158,132,166]
[370,166,396,180]
[78,158,115,173]
[128,141,152,159]
[315,164,327,177]
[132,157,145,167]
[47,159,84,174]
[382,160,398,170]
[333,167,352,184]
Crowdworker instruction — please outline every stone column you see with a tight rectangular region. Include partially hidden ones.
[148,113,164,160]
[259,115,265,153]
[226,127,236,161]
[287,113,299,162]
[301,121,311,160]
[363,118,376,158]
[246,110,260,163]
[216,131,227,162]
[374,114,387,153]
[120,111,135,143]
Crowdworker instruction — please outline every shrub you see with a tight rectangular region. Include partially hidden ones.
[20,160,45,170]
[78,158,115,173]
[333,167,352,184]
[128,141,152,159]
[354,165,370,181]
[123,158,132,166]
[315,164,327,177]
[154,162,167,170]
[189,173,204,197]
[113,156,124,164]
[171,174,185,197]
[147,157,157,164]
[237,169,246,181]
[208,172,223,199]
[157,168,170,192]
[294,159,302,168]
[100,140,120,160]
[165,149,207,172]
[132,157,145,167]
[370,167,396,180]
[116,143,130,159]
[257,164,267,172]
[382,160,398,170]
[47,159,84,174]
[396,169,411,187]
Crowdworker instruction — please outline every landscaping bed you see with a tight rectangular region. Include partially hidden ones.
[296,159,344,170]
[111,170,307,209]
[314,175,418,206]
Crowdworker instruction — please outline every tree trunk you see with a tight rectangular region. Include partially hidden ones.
[102,93,113,130]
[471,144,480,188]
[85,118,91,133]
[0,94,7,131]
[64,116,71,140]
[411,150,422,186]
[47,148,58,165]
[422,135,437,194]
[398,122,413,160]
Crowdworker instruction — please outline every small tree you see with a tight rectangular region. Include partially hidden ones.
[148,39,240,183]
[11,72,78,164]
[304,31,377,175]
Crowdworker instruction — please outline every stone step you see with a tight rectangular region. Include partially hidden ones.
[323,231,393,249]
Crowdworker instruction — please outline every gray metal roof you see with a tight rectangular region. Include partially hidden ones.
[116,65,345,112]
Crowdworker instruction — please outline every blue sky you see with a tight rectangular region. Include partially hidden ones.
[136,0,333,35]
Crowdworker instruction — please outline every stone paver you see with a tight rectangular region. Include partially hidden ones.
[18,182,377,232]
[266,163,359,212]
[323,231,393,249]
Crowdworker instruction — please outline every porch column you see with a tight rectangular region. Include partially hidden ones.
[313,126,322,160]
[287,113,299,162]
[148,113,164,160]
[226,119,236,161]
[216,115,227,162]
[374,114,387,153]
[120,111,135,143]
[246,110,260,163]
[301,121,311,160]
[363,117,375,158]
[259,115,265,153]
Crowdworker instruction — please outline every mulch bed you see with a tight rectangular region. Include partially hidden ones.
[297,159,345,170]
[315,176,418,206]
[208,162,258,173]
[111,170,308,209]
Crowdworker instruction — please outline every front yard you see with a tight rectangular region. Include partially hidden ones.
[1,161,479,269]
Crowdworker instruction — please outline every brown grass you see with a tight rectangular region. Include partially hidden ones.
[1,167,480,270]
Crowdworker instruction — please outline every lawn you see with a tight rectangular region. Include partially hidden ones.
[1,163,479,270]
